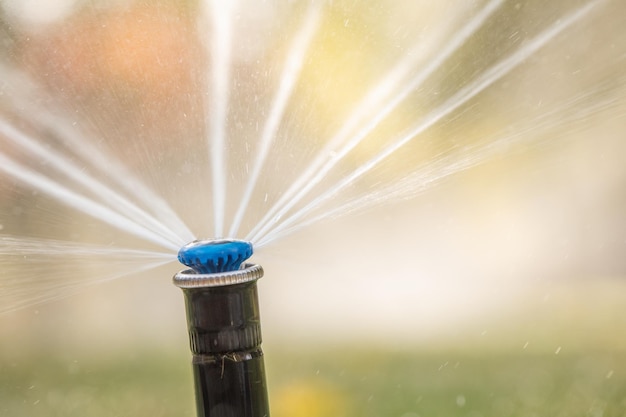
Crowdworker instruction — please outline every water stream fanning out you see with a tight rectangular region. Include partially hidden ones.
[0,0,625,314]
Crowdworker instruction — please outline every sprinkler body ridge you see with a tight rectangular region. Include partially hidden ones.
[175,239,270,417]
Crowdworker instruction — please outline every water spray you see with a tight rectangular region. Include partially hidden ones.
[174,239,270,417]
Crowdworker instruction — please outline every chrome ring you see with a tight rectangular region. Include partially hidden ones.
[173,263,263,288]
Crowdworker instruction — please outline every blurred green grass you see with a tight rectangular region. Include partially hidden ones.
[0,352,195,417]
[2,349,625,417]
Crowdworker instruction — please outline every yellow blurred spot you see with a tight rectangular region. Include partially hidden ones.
[272,379,350,417]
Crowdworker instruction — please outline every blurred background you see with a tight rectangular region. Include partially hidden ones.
[1,0,626,416]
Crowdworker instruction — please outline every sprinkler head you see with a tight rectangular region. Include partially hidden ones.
[177,239,253,274]
[174,241,269,417]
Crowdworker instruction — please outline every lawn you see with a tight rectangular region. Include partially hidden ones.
[1,348,624,416]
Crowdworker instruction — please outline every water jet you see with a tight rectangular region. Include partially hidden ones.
[174,239,269,417]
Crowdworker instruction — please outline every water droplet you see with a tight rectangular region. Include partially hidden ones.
[555,346,562,354]
[68,360,80,375]
[456,395,466,407]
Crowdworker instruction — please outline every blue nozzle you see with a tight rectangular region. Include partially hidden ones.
[178,239,253,274]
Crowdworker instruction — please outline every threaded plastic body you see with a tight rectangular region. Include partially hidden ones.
[183,279,263,354]
[175,264,270,417]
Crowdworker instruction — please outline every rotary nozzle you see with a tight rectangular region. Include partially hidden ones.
[177,239,253,274]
